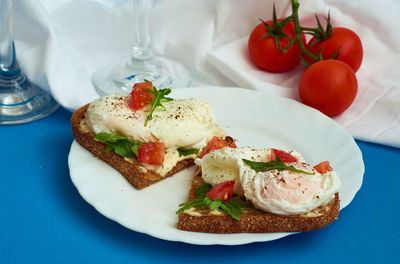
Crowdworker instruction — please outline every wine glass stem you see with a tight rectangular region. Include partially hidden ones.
[131,0,153,61]
[0,0,19,76]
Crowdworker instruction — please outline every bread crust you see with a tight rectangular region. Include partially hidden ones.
[177,173,340,233]
[71,104,194,190]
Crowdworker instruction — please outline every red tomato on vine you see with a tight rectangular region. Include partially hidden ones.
[305,27,363,72]
[299,60,358,117]
[248,13,305,73]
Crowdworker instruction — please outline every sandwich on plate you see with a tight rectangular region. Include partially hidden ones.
[177,147,341,233]
[71,81,341,234]
[71,81,235,189]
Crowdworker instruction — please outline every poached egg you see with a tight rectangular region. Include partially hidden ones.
[86,94,225,149]
[85,94,226,176]
[195,147,341,215]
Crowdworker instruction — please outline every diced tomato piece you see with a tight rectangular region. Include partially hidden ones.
[270,148,297,163]
[225,136,237,148]
[314,161,333,174]
[199,136,236,158]
[138,142,165,165]
[130,81,154,110]
[206,181,235,202]
[228,141,237,148]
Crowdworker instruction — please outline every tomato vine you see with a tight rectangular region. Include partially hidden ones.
[282,0,339,65]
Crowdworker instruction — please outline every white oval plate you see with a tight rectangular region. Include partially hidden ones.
[68,87,364,245]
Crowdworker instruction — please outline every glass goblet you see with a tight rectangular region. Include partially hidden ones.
[92,0,192,96]
[0,0,58,125]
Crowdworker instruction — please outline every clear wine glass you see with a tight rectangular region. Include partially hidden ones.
[92,0,192,96]
[0,0,58,125]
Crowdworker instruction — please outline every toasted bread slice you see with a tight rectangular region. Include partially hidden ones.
[71,104,195,190]
[177,173,340,233]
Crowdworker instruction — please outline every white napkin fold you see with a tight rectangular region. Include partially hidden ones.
[12,0,400,147]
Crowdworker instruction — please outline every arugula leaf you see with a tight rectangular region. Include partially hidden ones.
[131,144,140,157]
[242,157,314,175]
[230,196,253,208]
[94,132,144,158]
[209,199,223,209]
[176,198,205,214]
[176,184,250,220]
[94,132,128,142]
[144,87,173,126]
[177,147,200,157]
[221,201,243,220]
[110,139,135,157]
[194,184,211,198]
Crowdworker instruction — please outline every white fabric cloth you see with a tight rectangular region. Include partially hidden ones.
[13,0,400,147]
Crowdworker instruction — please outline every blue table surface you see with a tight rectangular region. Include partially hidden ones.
[1,107,399,264]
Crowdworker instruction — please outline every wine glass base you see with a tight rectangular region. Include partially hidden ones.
[0,76,59,125]
[92,56,192,96]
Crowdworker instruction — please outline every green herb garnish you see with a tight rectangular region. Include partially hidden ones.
[177,147,200,157]
[221,197,248,220]
[242,156,314,175]
[176,184,252,220]
[94,132,144,158]
[194,183,212,197]
[144,87,173,126]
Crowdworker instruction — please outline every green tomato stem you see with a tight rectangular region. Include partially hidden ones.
[300,26,318,32]
[289,0,319,62]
